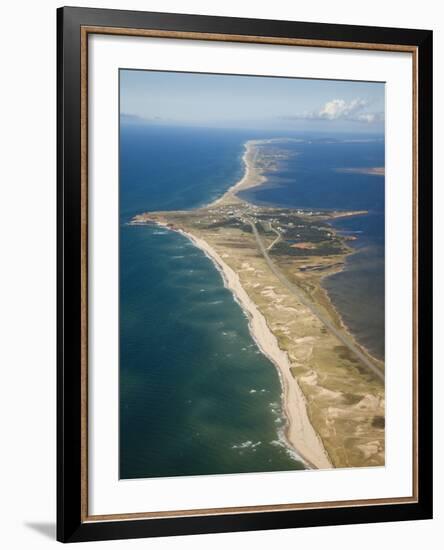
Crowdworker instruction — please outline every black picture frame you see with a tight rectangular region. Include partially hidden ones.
[57,6,433,543]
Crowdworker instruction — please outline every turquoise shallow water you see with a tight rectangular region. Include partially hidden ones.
[119,125,385,479]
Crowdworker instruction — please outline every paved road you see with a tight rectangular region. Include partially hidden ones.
[249,221,384,382]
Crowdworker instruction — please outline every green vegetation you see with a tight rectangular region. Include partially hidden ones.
[183,205,354,259]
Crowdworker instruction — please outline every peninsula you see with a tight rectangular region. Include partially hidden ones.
[131,139,385,470]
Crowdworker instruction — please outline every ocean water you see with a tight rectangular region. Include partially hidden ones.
[119,125,385,479]
[119,125,305,479]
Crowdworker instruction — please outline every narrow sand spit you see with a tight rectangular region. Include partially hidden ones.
[212,140,266,205]
[146,140,333,469]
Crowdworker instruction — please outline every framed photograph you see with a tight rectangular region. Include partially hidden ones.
[57,6,433,543]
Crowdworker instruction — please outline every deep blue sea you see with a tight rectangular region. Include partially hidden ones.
[119,124,384,479]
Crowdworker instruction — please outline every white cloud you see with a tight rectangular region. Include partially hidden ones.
[290,98,383,124]
[318,98,367,120]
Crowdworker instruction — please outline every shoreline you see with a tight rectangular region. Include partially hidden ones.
[131,136,384,469]
[155,220,332,469]
[320,258,385,364]
[211,138,302,207]
[211,139,266,206]
[322,218,385,364]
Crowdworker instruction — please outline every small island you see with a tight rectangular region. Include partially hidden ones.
[132,139,385,470]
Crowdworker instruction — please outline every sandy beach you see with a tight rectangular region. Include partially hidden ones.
[148,141,334,469]
[211,140,266,206]
[207,141,333,467]
[172,224,332,469]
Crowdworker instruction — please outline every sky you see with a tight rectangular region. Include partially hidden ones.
[120,69,385,134]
